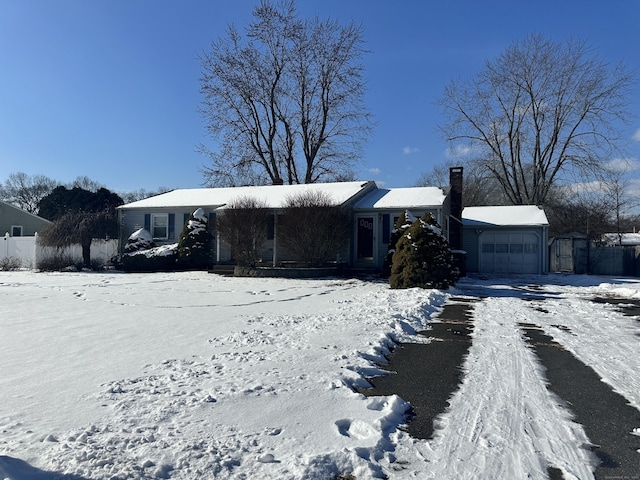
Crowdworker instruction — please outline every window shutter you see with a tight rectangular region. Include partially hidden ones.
[144,214,151,232]
[168,213,175,240]
[382,214,390,243]
[183,213,190,227]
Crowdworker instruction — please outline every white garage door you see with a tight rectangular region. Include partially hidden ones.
[479,231,541,274]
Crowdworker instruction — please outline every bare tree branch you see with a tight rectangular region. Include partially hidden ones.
[438,34,634,205]
[198,0,372,186]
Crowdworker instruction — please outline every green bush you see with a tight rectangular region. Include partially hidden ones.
[382,211,415,277]
[177,208,212,270]
[389,213,458,289]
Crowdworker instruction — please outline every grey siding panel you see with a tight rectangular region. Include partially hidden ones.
[121,208,217,245]
[463,228,480,273]
[0,203,50,236]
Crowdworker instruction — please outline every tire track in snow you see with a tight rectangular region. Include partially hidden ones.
[520,320,640,477]
[417,296,597,480]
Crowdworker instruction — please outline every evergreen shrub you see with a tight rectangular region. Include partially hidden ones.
[389,213,458,289]
[177,208,211,270]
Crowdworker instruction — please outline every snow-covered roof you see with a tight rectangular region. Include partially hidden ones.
[354,187,446,210]
[462,206,549,227]
[602,232,640,246]
[118,181,375,210]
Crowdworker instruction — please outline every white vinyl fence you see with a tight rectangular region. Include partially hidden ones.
[1,233,37,269]
[1,233,118,270]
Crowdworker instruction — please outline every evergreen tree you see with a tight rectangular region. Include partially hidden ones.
[177,208,212,270]
[382,210,415,277]
[389,213,458,289]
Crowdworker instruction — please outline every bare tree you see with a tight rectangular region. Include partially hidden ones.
[39,209,118,268]
[438,34,634,205]
[198,0,371,186]
[277,190,352,266]
[416,160,507,206]
[0,172,58,214]
[292,16,371,183]
[598,159,640,244]
[216,197,270,266]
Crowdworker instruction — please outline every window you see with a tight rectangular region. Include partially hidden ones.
[510,243,524,254]
[495,243,509,254]
[382,214,390,244]
[151,214,169,239]
[481,243,495,253]
[11,225,23,237]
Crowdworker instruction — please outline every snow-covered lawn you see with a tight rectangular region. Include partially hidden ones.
[0,271,638,479]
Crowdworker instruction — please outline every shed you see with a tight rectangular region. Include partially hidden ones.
[463,205,549,274]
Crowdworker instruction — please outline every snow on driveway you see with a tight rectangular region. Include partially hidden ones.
[0,271,638,479]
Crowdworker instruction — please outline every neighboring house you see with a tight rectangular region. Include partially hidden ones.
[462,205,549,275]
[0,200,51,237]
[601,232,640,246]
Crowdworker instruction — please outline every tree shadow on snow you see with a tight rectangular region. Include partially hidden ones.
[0,456,89,480]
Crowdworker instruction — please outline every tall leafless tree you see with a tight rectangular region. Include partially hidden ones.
[438,34,634,205]
[198,0,371,186]
[0,172,58,214]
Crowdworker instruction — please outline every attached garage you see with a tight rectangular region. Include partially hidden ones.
[463,206,549,275]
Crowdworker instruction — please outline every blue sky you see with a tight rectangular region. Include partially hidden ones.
[1,0,639,193]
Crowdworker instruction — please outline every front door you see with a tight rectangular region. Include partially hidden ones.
[357,216,374,260]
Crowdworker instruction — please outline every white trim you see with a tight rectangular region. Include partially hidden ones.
[151,213,169,240]
[10,225,23,237]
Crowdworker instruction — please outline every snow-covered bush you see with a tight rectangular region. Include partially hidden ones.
[389,213,458,289]
[122,228,178,272]
[382,210,416,277]
[177,208,212,270]
[122,243,178,272]
[123,228,155,254]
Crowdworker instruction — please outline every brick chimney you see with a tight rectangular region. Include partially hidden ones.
[449,166,463,251]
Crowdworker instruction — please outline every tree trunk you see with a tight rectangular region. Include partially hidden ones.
[82,240,91,268]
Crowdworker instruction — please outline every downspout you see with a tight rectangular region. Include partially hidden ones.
[272,211,278,267]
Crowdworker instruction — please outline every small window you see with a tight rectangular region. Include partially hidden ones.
[510,243,524,254]
[382,214,390,244]
[524,243,538,254]
[11,225,23,237]
[481,243,495,253]
[495,243,509,254]
[151,214,169,239]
